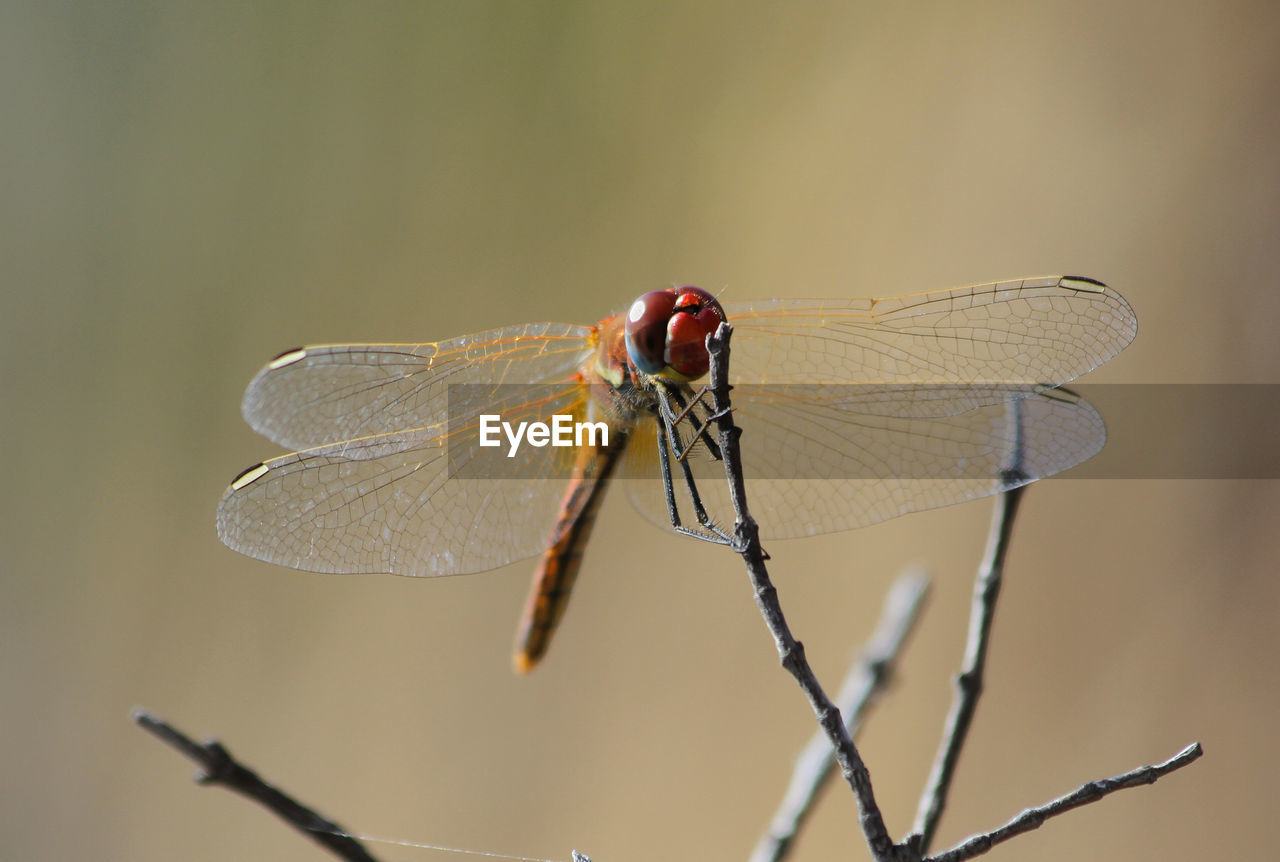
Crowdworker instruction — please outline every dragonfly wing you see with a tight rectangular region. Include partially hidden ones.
[722,276,1136,389]
[218,383,593,576]
[241,323,596,452]
[624,388,1106,539]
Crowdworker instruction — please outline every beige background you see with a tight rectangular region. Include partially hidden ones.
[3,2,1278,860]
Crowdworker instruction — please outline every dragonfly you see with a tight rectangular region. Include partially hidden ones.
[217,275,1136,672]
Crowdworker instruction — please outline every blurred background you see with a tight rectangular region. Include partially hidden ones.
[3,2,1277,860]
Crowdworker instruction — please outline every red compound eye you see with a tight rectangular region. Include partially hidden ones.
[623,286,725,380]
[665,287,724,379]
[624,290,678,375]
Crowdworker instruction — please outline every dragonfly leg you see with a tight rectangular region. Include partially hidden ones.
[655,385,734,545]
[665,385,728,463]
[656,414,728,544]
[655,414,684,531]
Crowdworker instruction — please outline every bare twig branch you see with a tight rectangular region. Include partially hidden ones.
[704,323,911,862]
[923,743,1203,862]
[751,571,931,862]
[707,324,1200,862]
[909,485,1025,852]
[133,709,380,862]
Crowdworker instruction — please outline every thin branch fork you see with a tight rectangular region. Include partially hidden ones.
[703,323,910,862]
[751,572,932,862]
[703,322,1202,862]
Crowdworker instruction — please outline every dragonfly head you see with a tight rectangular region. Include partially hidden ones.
[623,286,726,382]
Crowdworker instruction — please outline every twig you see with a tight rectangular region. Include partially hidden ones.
[909,485,1025,853]
[133,709,380,862]
[923,743,1203,862]
[704,323,909,862]
[707,322,1201,861]
[750,571,931,862]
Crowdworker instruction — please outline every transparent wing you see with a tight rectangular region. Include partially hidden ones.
[625,388,1106,539]
[217,383,601,576]
[241,323,596,452]
[624,276,1131,539]
[722,276,1136,389]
